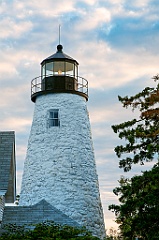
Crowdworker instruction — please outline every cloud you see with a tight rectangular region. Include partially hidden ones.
[0,17,33,39]
[0,117,31,132]
[78,0,97,5]
[76,7,111,31]
[129,0,154,8]
[74,40,159,91]
[14,0,75,17]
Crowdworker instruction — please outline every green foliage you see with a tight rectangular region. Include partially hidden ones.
[110,75,159,239]
[0,222,100,240]
[112,75,159,171]
[109,164,159,239]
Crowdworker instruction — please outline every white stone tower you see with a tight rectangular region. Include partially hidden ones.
[19,44,106,238]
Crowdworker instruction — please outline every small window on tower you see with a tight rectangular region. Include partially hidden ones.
[48,109,60,127]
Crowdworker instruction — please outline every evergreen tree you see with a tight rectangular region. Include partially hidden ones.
[109,164,159,239]
[112,75,159,172]
[109,76,159,239]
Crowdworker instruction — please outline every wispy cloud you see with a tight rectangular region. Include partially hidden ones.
[0,18,33,39]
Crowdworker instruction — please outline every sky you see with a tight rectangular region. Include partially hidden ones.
[0,0,159,233]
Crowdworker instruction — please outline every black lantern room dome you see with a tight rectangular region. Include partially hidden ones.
[41,45,78,65]
[31,45,88,102]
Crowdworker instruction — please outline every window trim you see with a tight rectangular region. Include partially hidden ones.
[48,109,60,128]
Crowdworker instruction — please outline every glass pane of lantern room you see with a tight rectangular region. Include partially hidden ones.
[54,62,65,75]
[65,62,74,76]
[42,65,45,79]
[46,62,53,76]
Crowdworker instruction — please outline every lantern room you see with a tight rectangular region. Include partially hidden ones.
[31,44,88,102]
[41,44,78,78]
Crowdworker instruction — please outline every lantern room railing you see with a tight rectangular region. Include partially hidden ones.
[31,74,88,102]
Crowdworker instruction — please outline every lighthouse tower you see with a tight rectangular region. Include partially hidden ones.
[19,44,106,238]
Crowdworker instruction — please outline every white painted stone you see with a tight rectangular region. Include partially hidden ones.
[20,93,106,238]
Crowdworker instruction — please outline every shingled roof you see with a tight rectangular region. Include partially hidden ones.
[2,199,80,228]
[0,131,16,203]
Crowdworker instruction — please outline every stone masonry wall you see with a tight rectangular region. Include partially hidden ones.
[19,93,106,239]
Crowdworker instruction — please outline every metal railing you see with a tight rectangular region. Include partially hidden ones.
[31,74,88,97]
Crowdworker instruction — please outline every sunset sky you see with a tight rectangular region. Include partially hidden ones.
[0,0,159,231]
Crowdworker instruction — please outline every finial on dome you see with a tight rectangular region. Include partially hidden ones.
[57,44,63,52]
